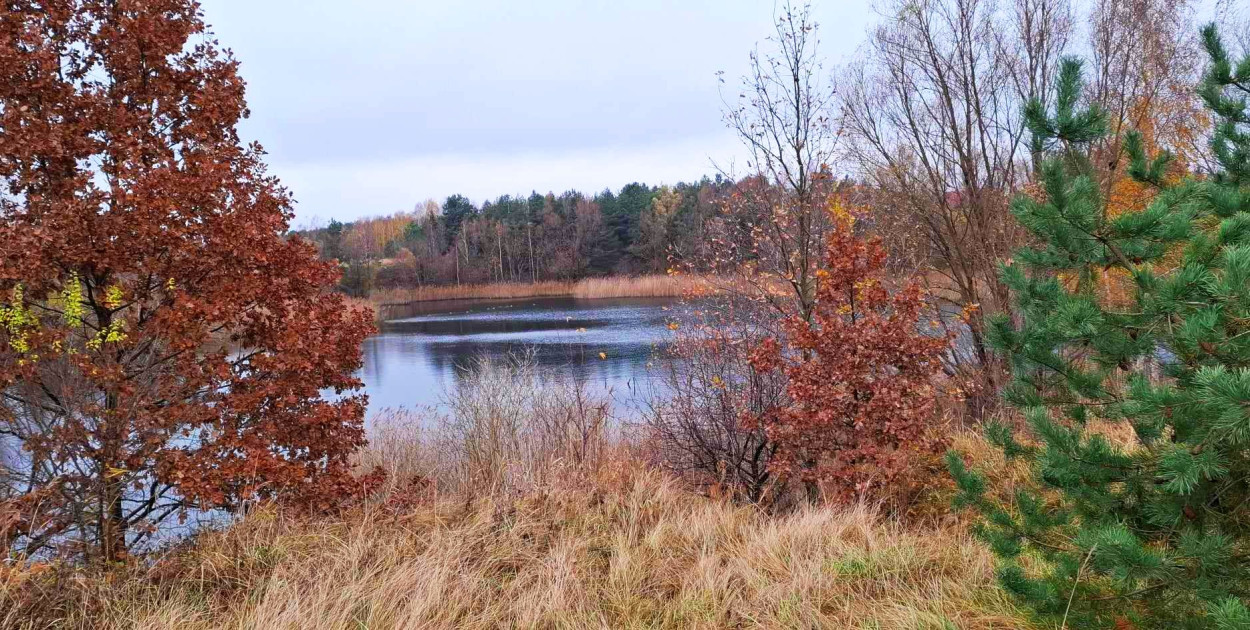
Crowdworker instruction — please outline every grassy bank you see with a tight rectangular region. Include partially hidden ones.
[4,469,1032,630]
[1,358,1035,629]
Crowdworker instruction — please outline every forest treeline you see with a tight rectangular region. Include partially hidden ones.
[298,178,743,295]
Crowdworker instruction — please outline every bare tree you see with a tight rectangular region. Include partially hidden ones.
[646,2,840,505]
[839,0,1072,416]
[1009,0,1075,173]
[1086,0,1205,176]
[1215,0,1250,53]
[717,0,840,324]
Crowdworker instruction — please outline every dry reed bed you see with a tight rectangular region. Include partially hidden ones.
[370,274,712,306]
[355,355,618,496]
[7,469,1033,629]
[571,274,712,299]
[371,279,576,304]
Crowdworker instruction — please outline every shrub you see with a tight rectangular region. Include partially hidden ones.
[748,209,951,505]
[641,298,786,503]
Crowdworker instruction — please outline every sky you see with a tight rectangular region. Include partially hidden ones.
[197,0,877,225]
[199,0,1236,226]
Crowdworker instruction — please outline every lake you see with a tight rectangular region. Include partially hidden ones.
[361,296,679,415]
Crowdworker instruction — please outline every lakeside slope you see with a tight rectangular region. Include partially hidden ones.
[6,470,1032,629]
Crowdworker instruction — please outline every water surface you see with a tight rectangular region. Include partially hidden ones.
[361,296,678,413]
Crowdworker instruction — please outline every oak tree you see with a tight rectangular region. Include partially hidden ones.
[717,1,838,325]
[749,208,950,504]
[0,0,374,562]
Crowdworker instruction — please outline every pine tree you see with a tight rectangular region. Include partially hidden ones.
[948,27,1250,629]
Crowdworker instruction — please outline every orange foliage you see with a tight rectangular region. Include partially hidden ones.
[1096,92,1202,307]
[747,214,951,504]
[0,1,376,561]
[342,212,416,260]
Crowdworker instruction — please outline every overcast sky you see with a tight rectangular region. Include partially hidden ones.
[197,1,876,225]
[199,1,1237,225]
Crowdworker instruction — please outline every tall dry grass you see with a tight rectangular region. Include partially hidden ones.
[369,274,711,307]
[571,274,712,299]
[370,279,577,305]
[3,468,1034,629]
[355,354,618,496]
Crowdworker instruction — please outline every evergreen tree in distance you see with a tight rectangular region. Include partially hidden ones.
[948,27,1250,628]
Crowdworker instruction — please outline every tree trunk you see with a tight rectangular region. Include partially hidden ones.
[528,224,536,283]
[99,373,127,564]
[100,473,127,563]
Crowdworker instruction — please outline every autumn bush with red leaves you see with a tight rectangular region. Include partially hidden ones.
[747,212,952,505]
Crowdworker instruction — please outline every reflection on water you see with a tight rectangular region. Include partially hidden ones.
[361,297,677,414]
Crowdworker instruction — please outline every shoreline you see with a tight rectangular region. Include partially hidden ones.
[376,275,706,304]
[345,274,712,320]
